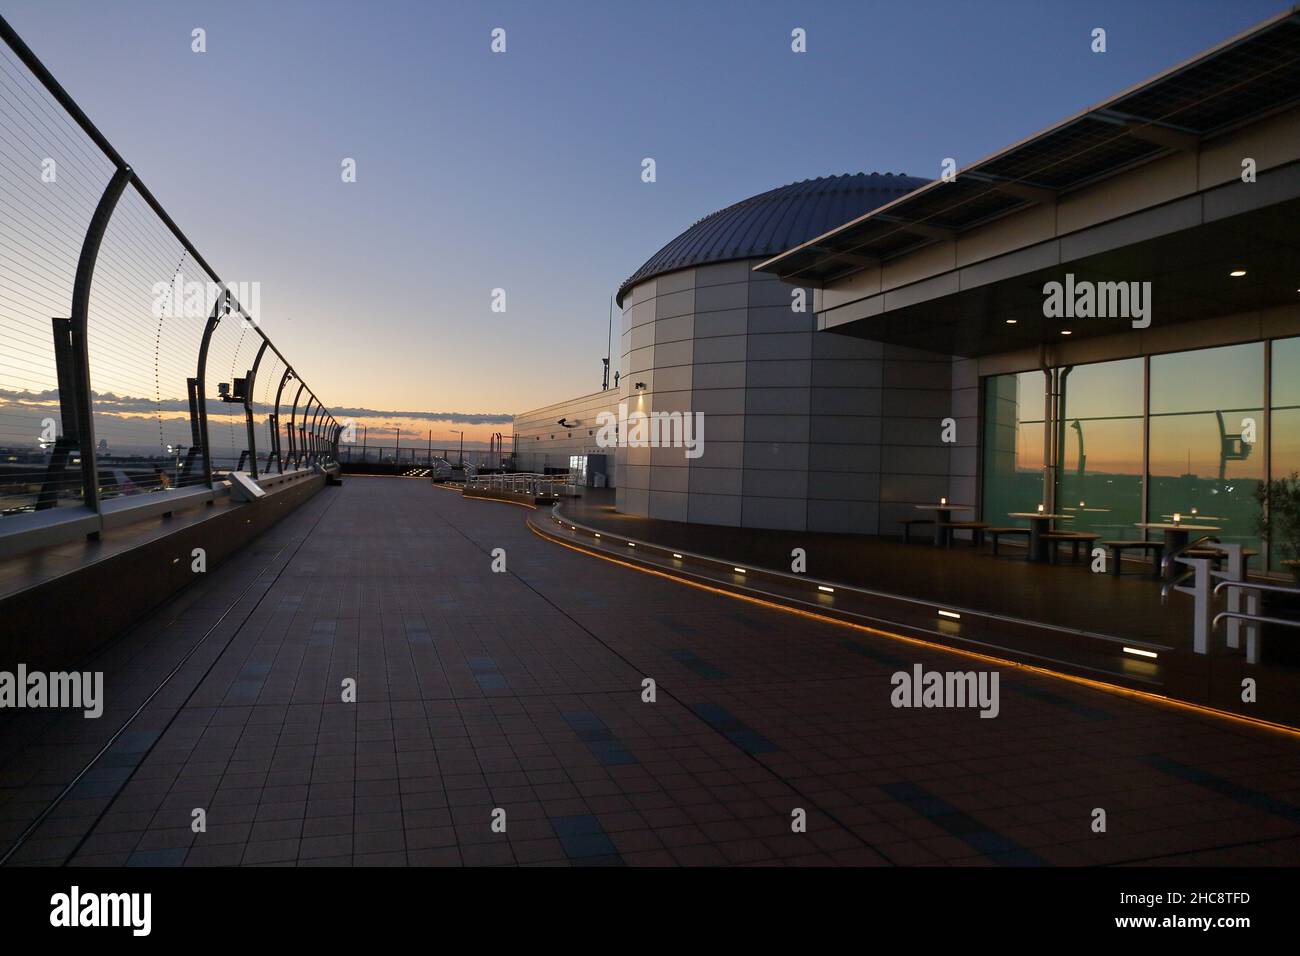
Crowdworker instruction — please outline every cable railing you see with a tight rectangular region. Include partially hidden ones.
[338,444,511,471]
[464,472,579,498]
[0,14,339,556]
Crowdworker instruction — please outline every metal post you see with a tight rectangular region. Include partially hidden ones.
[1263,339,1272,572]
[1185,557,1213,655]
[243,339,269,478]
[271,368,293,473]
[193,288,230,487]
[309,402,324,465]
[68,165,133,519]
[288,381,306,468]
[300,396,316,466]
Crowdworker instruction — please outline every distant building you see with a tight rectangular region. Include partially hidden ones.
[516,11,1300,571]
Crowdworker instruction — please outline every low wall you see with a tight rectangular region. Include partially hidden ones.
[0,473,327,672]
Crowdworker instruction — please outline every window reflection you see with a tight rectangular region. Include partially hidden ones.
[982,370,1045,521]
[1057,358,1144,540]
[982,341,1281,562]
[1149,343,1263,550]
[1269,337,1300,567]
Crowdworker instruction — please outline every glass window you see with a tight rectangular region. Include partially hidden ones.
[1149,343,1264,550]
[1269,337,1300,569]
[982,371,1045,522]
[1057,358,1145,539]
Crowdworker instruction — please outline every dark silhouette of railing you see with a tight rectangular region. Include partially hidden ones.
[0,14,339,558]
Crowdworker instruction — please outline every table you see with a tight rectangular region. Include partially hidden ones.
[915,503,974,546]
[1135,522,1221,580]
[1008,512,1075,562]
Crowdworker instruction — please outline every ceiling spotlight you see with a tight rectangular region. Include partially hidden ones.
[1061,329,1073,335]
[1005,319,1017,325]
[1229,269,1247,277]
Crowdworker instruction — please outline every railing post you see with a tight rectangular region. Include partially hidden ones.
[243,339,269,479]
[1214,544,1261,661]
[193,286,232,487]
[288,382,306,468]
[309,402,324,465]
[271,368,293,473]
[1178,556,1214,655]
[69,165,133,522]
[303,397,317,465]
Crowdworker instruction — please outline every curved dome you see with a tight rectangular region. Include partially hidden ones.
[616,171,928,305]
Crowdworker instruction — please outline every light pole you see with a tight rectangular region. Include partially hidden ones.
[450,430,463,468]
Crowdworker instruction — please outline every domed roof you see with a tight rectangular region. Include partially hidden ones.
[616,172,927,305]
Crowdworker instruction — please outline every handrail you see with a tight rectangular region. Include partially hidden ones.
[1212,610,1300,631]
[0,15,339,558]
[1213,578,1300,598]
[1160,568,1195,601]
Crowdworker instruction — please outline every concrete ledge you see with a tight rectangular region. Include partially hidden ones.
[0,473,327,672]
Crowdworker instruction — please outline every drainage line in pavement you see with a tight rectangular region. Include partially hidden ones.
[0,487,344,867]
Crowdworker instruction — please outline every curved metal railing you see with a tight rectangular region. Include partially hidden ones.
[0,15,339,558]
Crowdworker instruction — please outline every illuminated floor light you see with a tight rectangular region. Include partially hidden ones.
[527,523,1300,739]
[1123,646,1158,659]
[937,609,961,620]
[818,585,834,594]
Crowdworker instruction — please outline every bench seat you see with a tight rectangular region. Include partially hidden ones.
[984,527,1030,556]
[1100,539,1164,576]
[939,520,990,548]
[1041,530,1100,564]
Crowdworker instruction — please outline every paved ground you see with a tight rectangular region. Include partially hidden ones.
[3,476,1300,866]
[563,490,1195,647]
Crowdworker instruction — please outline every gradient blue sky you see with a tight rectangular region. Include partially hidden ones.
[3,0,1287,443]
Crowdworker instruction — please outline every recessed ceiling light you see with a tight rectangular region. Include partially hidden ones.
[1005,318,1017,325]
[1061,330,1073,335]
[1229,269,1247,277]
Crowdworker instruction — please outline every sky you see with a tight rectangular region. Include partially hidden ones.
[1,0,1289,449]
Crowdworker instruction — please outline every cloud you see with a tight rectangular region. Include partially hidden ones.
[0,388,512,425]
[328,406,513,425]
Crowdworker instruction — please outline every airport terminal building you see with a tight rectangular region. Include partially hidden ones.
[516,11,1300,571]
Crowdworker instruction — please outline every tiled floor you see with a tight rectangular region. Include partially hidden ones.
[2,476,1299,866]
[561,489,1195,646]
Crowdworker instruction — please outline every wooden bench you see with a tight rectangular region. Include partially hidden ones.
[1042,530,1101,564]
[939,521,990,548]
[1181,546,1259,570]
[984,527,1030,556]
[900,517,934,543]
[1101,539,1164,576]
